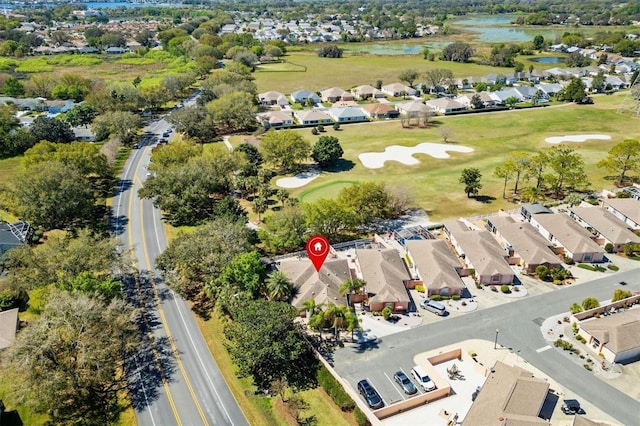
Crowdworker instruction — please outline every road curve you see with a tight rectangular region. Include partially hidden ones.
[112,118,248,426]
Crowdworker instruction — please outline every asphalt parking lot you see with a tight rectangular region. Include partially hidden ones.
[352,363,431,409]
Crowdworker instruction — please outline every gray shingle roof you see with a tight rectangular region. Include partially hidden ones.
[355,248,410,304]
[405,239,465,292]
[570,207,640,246]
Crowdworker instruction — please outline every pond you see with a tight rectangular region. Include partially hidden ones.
[345,41,449,55]
[452,14,561,43]
[530,57,565,64]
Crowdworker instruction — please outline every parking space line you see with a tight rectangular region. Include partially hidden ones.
[537,345,552,353]
[367,376,388,407]
[384,372,406,401]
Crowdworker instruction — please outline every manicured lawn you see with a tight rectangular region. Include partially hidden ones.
[253,51,514,94]
[267,93,637,222]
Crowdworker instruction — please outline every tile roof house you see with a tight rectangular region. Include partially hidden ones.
[258,90,289,106]
[578,309,640,364]
[569,207,640,252]
[277,258,352,311]
[351,84,384,100]
[425,97,467,114]
[355,248,411,312]
[394,100,432,115]
[293,109,333,125]
[290,89,321,105]
[404,239,466,297]
[361,103,399,119]
[443,219,514,285]
[602,198,640,230]
[486,215,562,274]
[319,87,353,103]
[528,213,605,263]
[326,106,367,123]
[256,111,293,128]
[0,308,19,350]
[462,361,550,426]
[381,82,417,97]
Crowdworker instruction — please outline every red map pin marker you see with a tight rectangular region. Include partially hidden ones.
[306,235,330,272]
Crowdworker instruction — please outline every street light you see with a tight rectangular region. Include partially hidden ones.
[494,329,500,349]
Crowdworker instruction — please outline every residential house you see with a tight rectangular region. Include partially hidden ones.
[605,75,627,90]
[528,213,606,263]
[258,90,289,106]
[462,361,550,426]
[351,84,384,100]
[454,92,496,109]
[381,82,417,97]
[535,83,563,97]
[578,309,640,364]
[355,248,411,312]
[45,99,75,114]
[520,203,553,222]
[602,198,640,230]
[404,240,466,297]
[490,87,525,104]
[486,215,562,273]
[394,100,431,116]
[0,308,19,350]
[0,221,31,257]
[361,103,399,119]
[105,47,126,54]
[277,258,352,311]
[72,126,96,142]
[425,98,467,114]
[290,89,321,105]
[319,87,353,103]
[443,219,514,285]
[256,111,293,128]
[326,106,367,123]
[569,207,640,252]
[293,109,333,126]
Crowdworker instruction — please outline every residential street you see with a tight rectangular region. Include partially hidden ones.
[333,268,640,425]
[112,115,248,426]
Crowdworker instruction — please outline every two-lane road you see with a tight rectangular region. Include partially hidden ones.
[112,118,248,426]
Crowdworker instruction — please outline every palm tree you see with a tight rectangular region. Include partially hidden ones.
[339,278,366,306]
[344,311,361,342]
[300,298,319,318]
[308,310,325,339]
[520,186,544,203]
[276,188,289,207]
[323,303,348,341]
[252,197,268,223]
[265,271,292,302]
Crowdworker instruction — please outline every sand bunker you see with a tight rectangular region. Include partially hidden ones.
[276,168,320,188]
[545,134,611,144]
[359,143,474,169]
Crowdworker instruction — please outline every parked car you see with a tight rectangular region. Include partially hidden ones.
[420,299,447,316]
[132,143,139,149]
[561,399,582,415]
[357,379,384,409]
[393,371,417,395]
[576,97,593,105]
[411,365,436,391]
[162,130,171,137]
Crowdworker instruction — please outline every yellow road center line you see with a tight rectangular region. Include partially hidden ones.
[128,159,183,426]
[137,175,210,426]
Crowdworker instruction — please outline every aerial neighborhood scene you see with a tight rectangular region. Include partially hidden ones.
[1,0,640,425]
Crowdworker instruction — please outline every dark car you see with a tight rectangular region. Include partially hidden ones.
[357,379,384,409]
[576,97,594,105]
[162,130,171,137]
[132,144,139,149]
[561,399,581,415]
[393,371,417,395]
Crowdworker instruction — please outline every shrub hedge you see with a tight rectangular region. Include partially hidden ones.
[317,366,356,412]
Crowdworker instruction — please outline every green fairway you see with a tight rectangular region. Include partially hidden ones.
[275,93,638,222]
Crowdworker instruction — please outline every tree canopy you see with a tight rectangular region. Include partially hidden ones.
[459,168,483,198]
[597,139,640,185]
[441,42,474,62]
[260,130,311,172]
[224,298,318,392]
[311,136,344,168]
[1,290,140,425]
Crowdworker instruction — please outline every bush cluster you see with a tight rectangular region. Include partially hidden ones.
[415,284,425,293]
[500,284,510,293]
[317,366,356,412]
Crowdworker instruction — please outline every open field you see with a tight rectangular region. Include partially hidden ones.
[258,93,639,222]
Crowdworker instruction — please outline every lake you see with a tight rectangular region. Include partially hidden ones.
[530,57,565,64]
[345,41,449,56]
[452,15,562,43]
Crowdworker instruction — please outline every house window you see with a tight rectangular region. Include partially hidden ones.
[492,275,501,283]
[584,253,592,261]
